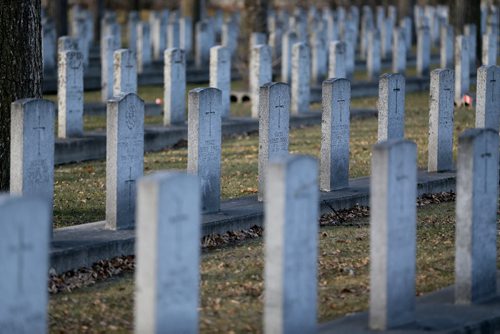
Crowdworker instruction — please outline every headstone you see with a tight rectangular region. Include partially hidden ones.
[250,44,272,119]
[137,22,152,74]
[106,93,144,230]
[360,11,373,60]
[210,46,231,119]
[381,18,393,60]
[134,172,200,334]
[417,24,431,77]
[464,24,477,72]
[58,36,77,53]
[482,33,497,66]
[428,69,455,172]
[187,88,222,213]
[0,195,50,334]
[180,16,193,57]
[102,22,122,51]
[367,30,381,81]
[401,17,413,49]
[455,129,499,304]
[42,19,57,72]
[164,48,186,126]
[392,28,407,74]
[455,35,470,105]
[128,11,139,53]
[370,139,417,330]
[10,99,55,209]
[475,66,500,130]
[440,24,454,69]
[311,31,328,84]
[264,155,318,334]
[291,42,310,114]
[101,36,118,102]
[281,31,298,83]
[195,20,214,68]
[168,21,180,49]
[268,16,283,60]
[151,11,169,61]
[114,49,137,96]
[320,78,350,191]
[251,32,267,48]
[58,50,84,138]
[377,73,406,141]
[328,41,346,79]
[72,15,90,68]
[258,82,290,201]
[343,22,356,77]
[221,20,238,58]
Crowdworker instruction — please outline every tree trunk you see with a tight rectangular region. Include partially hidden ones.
[449,0,481,66]
[0,0,43,190]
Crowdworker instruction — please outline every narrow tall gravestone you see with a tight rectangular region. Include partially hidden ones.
[101,36,118,102]
[106,93,144,230]
[0,195,50,334]
[328,41,346,79]
[210,46,231,119]
[392,28,406,74]
[264,155,319,334]
[187,88,222,213]
[258,83,290,201]
[137,22,152,74]
[440,24,454,69]
[10,99,55,210]
[113,49,137,96]
[377,73,406,141]
[475,66,500,131]
[58,50,84,138]
[367,30,381,81]
[250,44,272,119]
[370,139,417,330]
[482,33,497,66]
[164,48,186,126]
[455,129,499,304]
[428,69,455,172]
[281,31,298,83]
[320,78,351,191]
[417,24,431,77]
[291,42,310,114]
[455,35,470,105]
[135,172,200,334]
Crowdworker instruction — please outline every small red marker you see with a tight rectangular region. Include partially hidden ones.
[155,98,162,105]
[463,94,473,106]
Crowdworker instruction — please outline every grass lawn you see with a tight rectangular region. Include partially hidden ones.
[49,197,500,333]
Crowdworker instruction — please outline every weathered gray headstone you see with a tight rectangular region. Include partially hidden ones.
[106,93,144,230]
[10,99,55,210]
[57,36,77,53]
[476,66,500,130]
[42,19,57,72]
[281,31,298,83]
[381,18,393,60]
[258,82,290,201]
[101,36,118,102]
[328,41,346,79]
[187,88,222,213]
[377,73,406,141]
[180,16,193,57]
[250,44,272,119]
[311,31,327,84]
[58,50,84,138]
[320,78,350,191]
[151,10,169,61]
[417,24,431,77]
[482,33,497,66]
[137,22,152,74]
[291,42,310,114]
[401,16,413,49]
[164,48,186,126]
[455,35,470,105]
[455,129,499,304]
[135,172,200,334]
[428,69,455,172]
[167,20,180,49]
[440,24,454,69]
[370,139,417,330]
[0,195,50,334]
[114,49,137,96]
[264,155,318,334]
[464,24,477,72]
[392,27,407,74]
[195,20,214,68]
[210,46,231,119]
[250,32,267,48]
[367,30,381,81]
[128,12,139,53]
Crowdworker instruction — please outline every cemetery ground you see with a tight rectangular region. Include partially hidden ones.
[48,195,500,333]
[48,87,473,227]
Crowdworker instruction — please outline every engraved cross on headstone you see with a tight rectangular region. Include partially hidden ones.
[33,111,45,156]
[393,80,401,115]
[69,55,81,87]
[480,138,492,192]
[124,55,134,87]
[275,94,285,129]
[8,226,33,293]
[205,98,216,137]
[174,53,183,80]
[490,71,496,103]
[396,161,408,211]
[337,96,346,123]
[125,167,136,214]
[169,195,188,260]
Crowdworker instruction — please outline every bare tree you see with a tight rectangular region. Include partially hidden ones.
[0,0,43,190]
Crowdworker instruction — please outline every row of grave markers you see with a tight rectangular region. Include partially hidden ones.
[2,128,498,332]
[11,64,500,231]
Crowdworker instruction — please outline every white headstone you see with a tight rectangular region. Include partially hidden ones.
[58,50,84,138]
[328,41,346,79]
[164,48,186,126]
[475,65,500,130]
[440,24,454,69]
[417,24,431,77]
[113,49,137,96]
[281,31,298,83]
[101,35,119,102]
[137,22,152,74]
[291,42,310,114]
[392,28,407,74]
[250,44,272,119]
[455,35,470,105]
[210,46,231,119]
[377,73,406,141]
[168,21,181,49]
[482,33,497,66]
[367,30,381,81]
